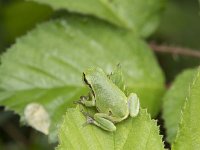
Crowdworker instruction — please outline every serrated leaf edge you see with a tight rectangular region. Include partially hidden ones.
[172,67,200,148]
[57,108,165,150]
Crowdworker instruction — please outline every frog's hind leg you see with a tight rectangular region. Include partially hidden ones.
[81,111,116,131]
[93,113,116,132]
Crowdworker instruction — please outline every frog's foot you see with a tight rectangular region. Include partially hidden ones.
[80,110,95,127]
[74,96,86,104]
[75,94,95,107]
[74,100,81,104]
[82,116,95,127]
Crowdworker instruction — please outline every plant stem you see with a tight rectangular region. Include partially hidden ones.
[149,43,200,58]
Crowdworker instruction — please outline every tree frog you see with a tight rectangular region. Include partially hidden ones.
[77,67,140,132]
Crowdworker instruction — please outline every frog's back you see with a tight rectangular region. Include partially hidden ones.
[84,67,128,118]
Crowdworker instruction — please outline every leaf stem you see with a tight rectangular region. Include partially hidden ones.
[149,43,200,58]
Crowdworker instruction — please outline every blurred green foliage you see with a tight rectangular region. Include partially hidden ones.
[0,0,53,52]
[151,0,200,82]
[0,0,54,149]
[154,0,200,48]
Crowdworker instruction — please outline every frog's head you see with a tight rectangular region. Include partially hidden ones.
[82,67,105,94]
[83,67,104,83]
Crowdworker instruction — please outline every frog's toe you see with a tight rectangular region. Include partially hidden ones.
[86,116,94,124]
[82,116,94,127]
[73,100,82,104]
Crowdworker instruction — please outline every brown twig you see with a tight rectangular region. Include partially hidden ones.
[149,43,200,58]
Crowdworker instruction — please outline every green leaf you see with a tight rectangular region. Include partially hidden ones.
[0,87,87,141]
[162,69,196,143]
[172,68,200,150]
[2,0,53,45]
[108,65,126,93]
[29,0,166,37]
[0,16,164,141]
[57,108,164,150]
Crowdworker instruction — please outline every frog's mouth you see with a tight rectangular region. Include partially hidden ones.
[83,73,95,97]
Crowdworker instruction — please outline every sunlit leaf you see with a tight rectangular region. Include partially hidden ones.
[30,0,166,37]
[0,16,164,141]
[162,69,196,143]
[172,68,200,149]
[57,108,164,150]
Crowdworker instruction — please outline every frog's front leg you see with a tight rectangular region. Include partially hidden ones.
[76,92,95,107]
[93,113,116,131]
[127,93,140,117]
